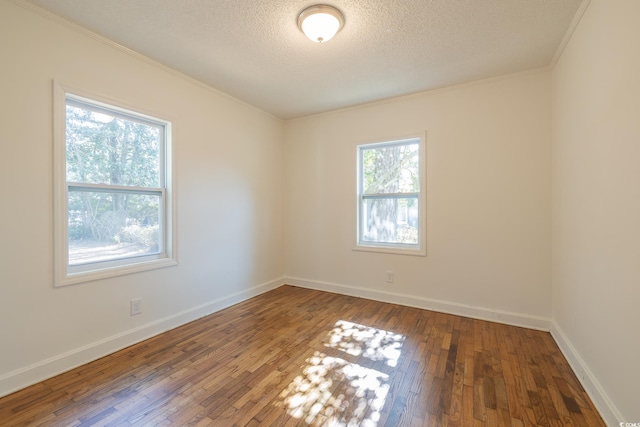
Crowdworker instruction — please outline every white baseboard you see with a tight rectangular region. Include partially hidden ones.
[284,276,551,331]
[550,321,622,427]
[0,277,285,399]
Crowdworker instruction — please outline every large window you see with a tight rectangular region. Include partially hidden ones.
[356,136,426,255]
[54,83,176,286]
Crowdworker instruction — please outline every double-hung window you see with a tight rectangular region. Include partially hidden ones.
[356,136,426,255]
[53,83,176,286]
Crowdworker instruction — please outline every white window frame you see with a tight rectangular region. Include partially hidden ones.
[53,81,177,287]
[355,135,426,256]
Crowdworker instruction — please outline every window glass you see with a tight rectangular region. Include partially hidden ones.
[361,197,419,245]
[68,190,161,265]
[362,144,419,194]
[357,137,425,255]
[65,99,165,268]
[66,102,162,187]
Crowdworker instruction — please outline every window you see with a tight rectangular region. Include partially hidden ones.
[356,136,426,255]
[53,83,176,286]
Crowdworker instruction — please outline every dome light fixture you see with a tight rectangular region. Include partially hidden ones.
[298,5,345,43]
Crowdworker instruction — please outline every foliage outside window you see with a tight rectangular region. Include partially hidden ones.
[356,137,425,255]
[54,84,176,286]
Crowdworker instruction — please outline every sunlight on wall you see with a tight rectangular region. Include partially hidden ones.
[276,320,406,426]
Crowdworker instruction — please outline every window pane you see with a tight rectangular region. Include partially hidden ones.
[362,197,418,245]
[362,142,419,194]
[68,190,161,265]
[66,103,161,187]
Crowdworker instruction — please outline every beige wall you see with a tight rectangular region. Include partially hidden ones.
[284,71,552,320]
[552,0,640,421]
[0,1,284,394]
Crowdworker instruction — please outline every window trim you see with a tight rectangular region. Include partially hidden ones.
[53,81,177,287]
[354,134,427,256]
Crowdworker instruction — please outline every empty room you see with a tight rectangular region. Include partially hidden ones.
[0,0,637,425]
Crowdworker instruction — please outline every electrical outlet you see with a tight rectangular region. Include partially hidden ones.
[130,298,142,316]
[385,271,394,283]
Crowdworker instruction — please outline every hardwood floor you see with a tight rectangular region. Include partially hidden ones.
[0,285,605,426]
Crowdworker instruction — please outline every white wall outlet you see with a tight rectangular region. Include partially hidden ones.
[130,298,142,316]
[385,271,394,283]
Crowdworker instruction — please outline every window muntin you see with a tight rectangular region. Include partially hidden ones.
[357,137,425,254]
[54,85,176,286]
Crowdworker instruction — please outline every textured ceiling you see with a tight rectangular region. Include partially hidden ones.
[23,0,583,119]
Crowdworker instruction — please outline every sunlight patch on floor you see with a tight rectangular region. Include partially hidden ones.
[278,351,389,426]
[325,320,405,367]
[276,320,406,426]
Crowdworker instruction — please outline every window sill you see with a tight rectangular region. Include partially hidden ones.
[353,245,426,257]
[55,257,178,287]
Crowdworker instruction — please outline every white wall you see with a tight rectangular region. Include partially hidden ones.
[284,71,552,323]
[552,0,640,422]
[0,1,284,395]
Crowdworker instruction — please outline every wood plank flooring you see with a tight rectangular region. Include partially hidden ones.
[0,285,605,426]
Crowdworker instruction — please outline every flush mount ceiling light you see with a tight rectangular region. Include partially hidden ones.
[298,5,345,43]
